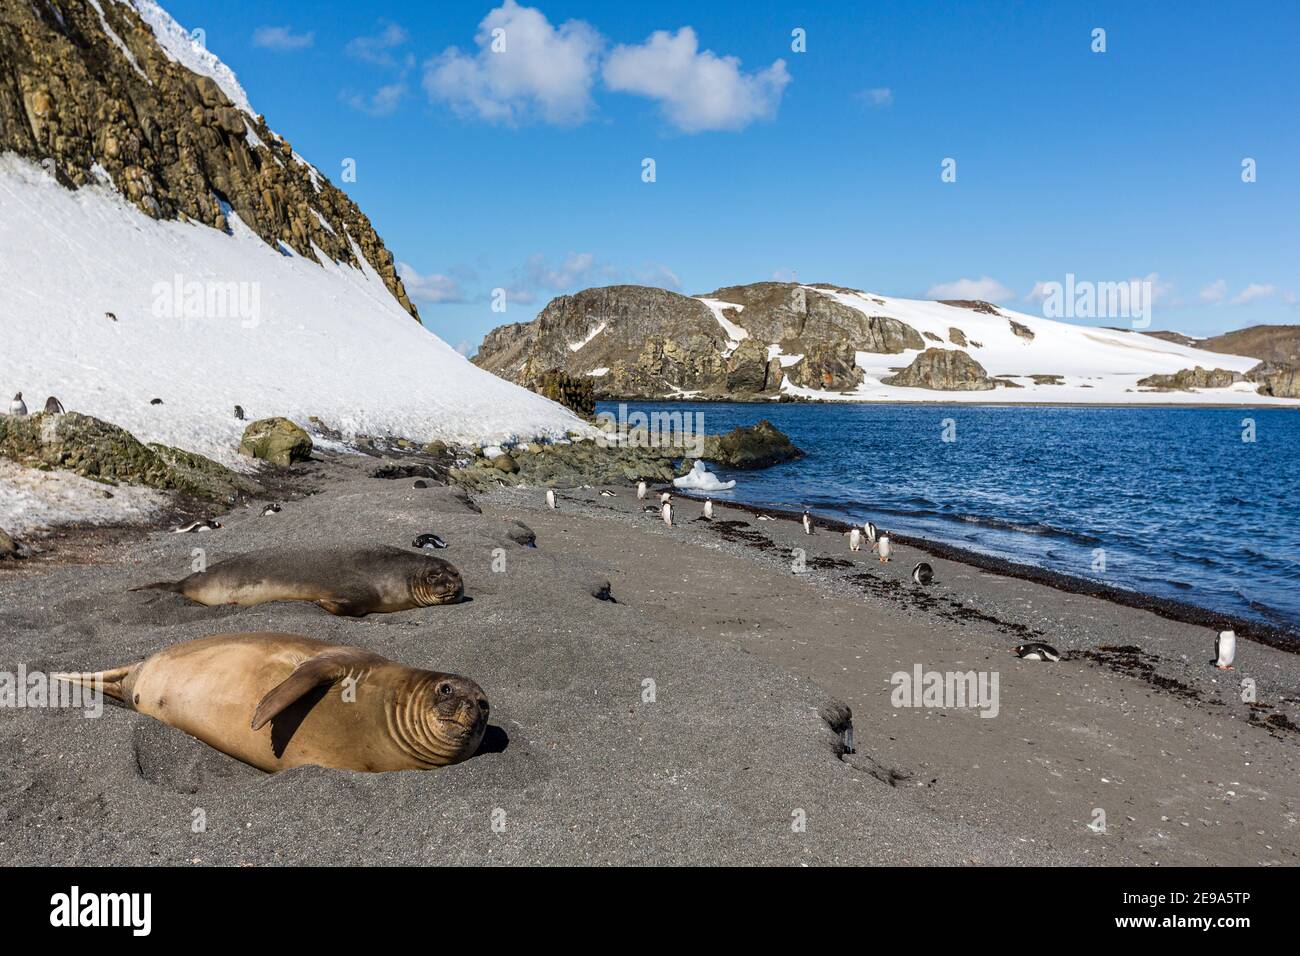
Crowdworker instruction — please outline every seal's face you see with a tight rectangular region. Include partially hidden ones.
[412,560,464,606]
[424,675,490,764]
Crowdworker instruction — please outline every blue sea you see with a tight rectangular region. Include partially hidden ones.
[599,401,1300,635]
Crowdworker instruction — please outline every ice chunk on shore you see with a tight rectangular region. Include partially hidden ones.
[673,460,735,492]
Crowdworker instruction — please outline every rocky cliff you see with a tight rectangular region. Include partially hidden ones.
[0,0,416,317]
[473,281,925,400]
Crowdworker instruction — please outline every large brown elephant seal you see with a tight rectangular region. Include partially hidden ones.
[131,546,463,616]
[55,633,489,772]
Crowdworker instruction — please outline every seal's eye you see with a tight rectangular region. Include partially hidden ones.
[439,682,453,695]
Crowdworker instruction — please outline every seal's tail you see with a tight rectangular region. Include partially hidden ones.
[52,666,135,707]
[129,580,182,594]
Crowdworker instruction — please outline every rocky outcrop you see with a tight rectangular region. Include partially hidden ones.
[699,420,804,470]
[941,300,1001,316]
[0,0,416,318]
[948,327,969,347]
[882,348,996,391]
[1009,320,1035,341]
[1137,367,1245,391]
[474,282,922,400]
[239,417,313,467]
[0,411,256,498]
[1246,362,1300,398]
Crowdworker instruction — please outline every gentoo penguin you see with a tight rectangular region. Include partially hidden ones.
[546,488,557,510]
[865,521,878,544]
[660,491,672,505]
[846,527,863,552]
[911,562,933,585]
[641,505,659,515]
[661,500,673,527]
[234,405,245,421]
[802,510,814,535]
[150,398,163,405]
[105,312,117,322]
[757,514,774,521]
[1014,642,1061,662]
[172,519,221,534]
[637,481,647,501]
[412,532,448,550]
[1215,630,1236,670]
[599,490,616,498]
[703,498,714,520]
[877,534,892,563]
[8,393,26,416]
[413,480,428,489]
[43,396,65,414]
[260,503,281,517]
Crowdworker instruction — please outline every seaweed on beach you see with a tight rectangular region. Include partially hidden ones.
[1079,644,1207,703]
[806,556,855,571]
[1246,703,1300,738]
[706,520,778,551]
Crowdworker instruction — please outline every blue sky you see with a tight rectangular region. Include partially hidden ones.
[164,0,1299,350]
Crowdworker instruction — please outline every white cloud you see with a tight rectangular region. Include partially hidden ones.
[603,27,790,132]
[926,276,1013,302]
[423,0,602,126]
[346,23,411,69]
[1199,278,1227,303]
[343,83,407,117]
[397,262,467,304]
[251,26,314,51]
[858,87,893,107]
[1230,282,1277,305]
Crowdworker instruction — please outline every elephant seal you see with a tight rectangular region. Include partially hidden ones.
[55,633,489,772]
[132,545,463,616]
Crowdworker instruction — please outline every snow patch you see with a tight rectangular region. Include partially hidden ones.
[698,298,748,358]
[0,459,168,536]
[568,321,606,352]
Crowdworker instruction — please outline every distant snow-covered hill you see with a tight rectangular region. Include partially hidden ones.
[475,282,1293,405]
[0,0,579,465]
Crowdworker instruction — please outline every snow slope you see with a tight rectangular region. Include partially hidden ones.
[0,155,582,466]
[705,288,1287,405]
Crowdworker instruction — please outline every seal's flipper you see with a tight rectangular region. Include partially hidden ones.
[52,665,136,707]
[129,580,184,593]
[250,651,368,730]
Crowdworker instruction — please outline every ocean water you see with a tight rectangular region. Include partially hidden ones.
[599,401,1300,634]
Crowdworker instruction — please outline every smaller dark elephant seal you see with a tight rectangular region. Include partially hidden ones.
[55,633,489,772]
[132,545,464,616]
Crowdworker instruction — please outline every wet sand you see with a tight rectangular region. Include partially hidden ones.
[1,452,1297,865]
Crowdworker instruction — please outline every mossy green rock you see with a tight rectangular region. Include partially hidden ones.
[0,412,257,500]
[239,417,313,468]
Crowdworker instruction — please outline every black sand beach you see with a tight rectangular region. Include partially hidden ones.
[1,451,1297,866]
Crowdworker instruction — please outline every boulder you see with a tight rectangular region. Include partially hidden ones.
[0,412,256,499]
[725,339,772,393]
[1137,367,1244,391]
[0,527,21,560]
[700,420,804,470]
[1009,320,1035,341]
[491,453,519,473]
[1246,362,1300,398]
[239,417,313,467]
[882,348,996,391]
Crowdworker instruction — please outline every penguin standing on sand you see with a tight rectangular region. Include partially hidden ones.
[865,521,878,544]
[9,393,27,416]
[546,489,557,510]
[1215,630,1236,670]
[802,510,813,535]
[661,499,673,527]
[876,533,892,563]
[1014,642,1061,661]
[846,527,862,552]
[637,481,647,501]
[911,562,933,585]
[703,498,714,520]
